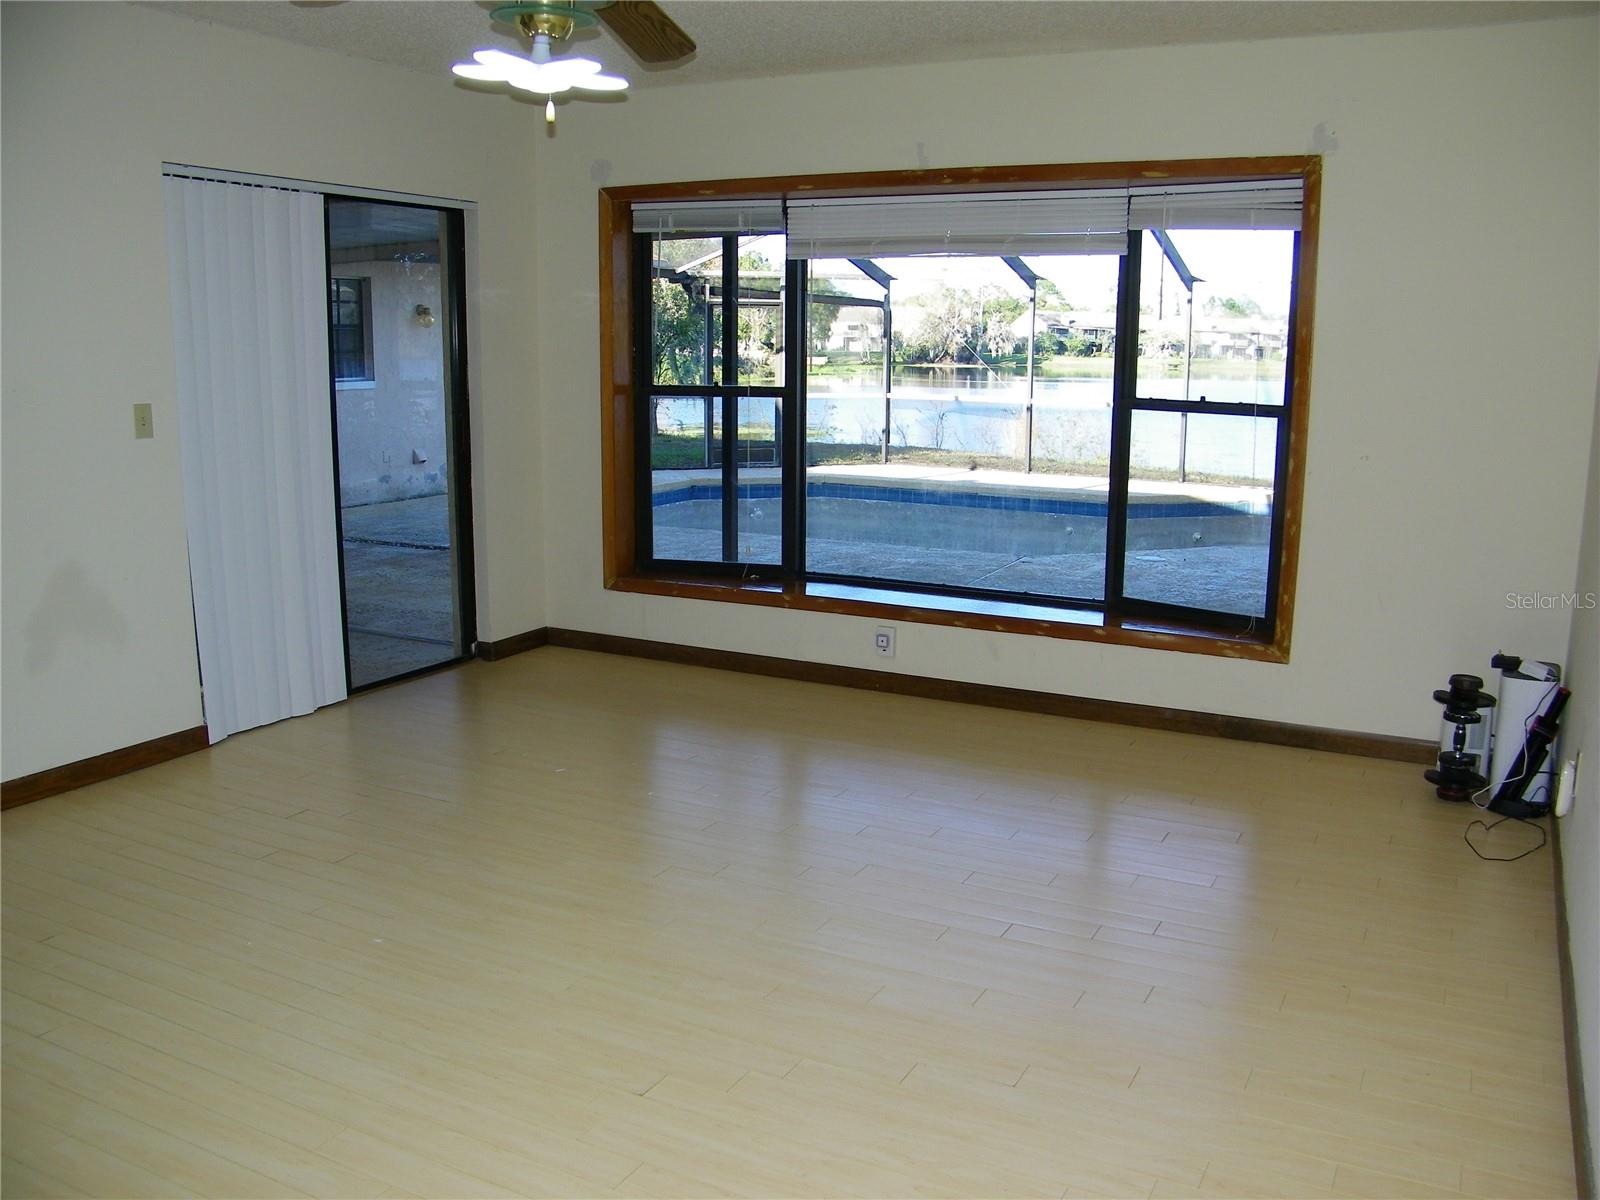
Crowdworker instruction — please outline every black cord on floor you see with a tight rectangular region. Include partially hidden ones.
[1464,803,1549,863]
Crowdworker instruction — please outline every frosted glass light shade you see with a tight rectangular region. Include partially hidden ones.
[451,47,628,95]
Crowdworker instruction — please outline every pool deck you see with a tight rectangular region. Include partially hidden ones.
[654,462,1268,509]
[650,462,1271,615]
[340,474,1272,659]
[649,526,1268,616]
[340,495,458,685]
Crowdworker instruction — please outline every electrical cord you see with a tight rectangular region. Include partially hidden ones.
[1465,786,1550,862]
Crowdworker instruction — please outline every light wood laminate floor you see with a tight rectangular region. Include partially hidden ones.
[1,648,1576,1199]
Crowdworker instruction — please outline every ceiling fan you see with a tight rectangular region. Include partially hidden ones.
[453,1,696,124]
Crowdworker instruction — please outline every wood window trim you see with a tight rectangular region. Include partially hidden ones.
[598,156,1320,664]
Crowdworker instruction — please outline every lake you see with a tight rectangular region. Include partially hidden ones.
[804,366,1283,482]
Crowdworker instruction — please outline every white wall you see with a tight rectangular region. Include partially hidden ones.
[1,2,544,779]
[533,16,1600,741]
[3,10,1596,770]
[334,259,449,506]
[1562,368,1600,1179]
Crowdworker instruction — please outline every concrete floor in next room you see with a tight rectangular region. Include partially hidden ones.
[339,494,459,687]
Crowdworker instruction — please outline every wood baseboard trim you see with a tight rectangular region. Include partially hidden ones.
[476,628,550,661]
[542,628,1434,763]
[2,725,210,811]
[1552,815,1596,1199]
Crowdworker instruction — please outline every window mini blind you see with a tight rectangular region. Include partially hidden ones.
[632,179,1304,254]
[781,178,1304,257]
[785,189,1131,258]
[1127,179,1303,230]
[633,199,785,236]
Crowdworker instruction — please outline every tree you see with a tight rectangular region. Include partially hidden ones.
[736,251,781,380]
[904,285,1024,364]
[1206,295,1264,318]
[648,248,786,386]
[807,298,838,358]
[1036,278,1074,310]
[907,286,976,363]
[976,287,1025,358]
[649,280,708,386]
[1034,329,1066,358]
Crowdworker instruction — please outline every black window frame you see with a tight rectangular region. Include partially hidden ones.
[1108,230,1301,635]
[634,229,1300,640]
[329,275,374,384]
[633,232,795,582]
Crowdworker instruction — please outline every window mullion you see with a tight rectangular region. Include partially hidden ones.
[1260,230,1303,631]
[1104,231,1141,610]
[650,384,785,397]
[1128,397,1271,419]
[632,233,656,565]
[720,235,739,562]
[784,257,806,578]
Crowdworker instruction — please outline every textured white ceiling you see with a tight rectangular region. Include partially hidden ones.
[142,0,1594,89]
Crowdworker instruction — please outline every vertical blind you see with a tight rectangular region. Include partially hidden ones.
[164,175,348,742]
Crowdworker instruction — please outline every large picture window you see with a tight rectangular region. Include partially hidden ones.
[604,160,1318,660]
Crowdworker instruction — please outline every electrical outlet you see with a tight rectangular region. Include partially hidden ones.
[873,626,896,658]
[132,403,154,439]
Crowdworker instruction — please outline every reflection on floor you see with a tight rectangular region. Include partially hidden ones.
[340,494,456,686]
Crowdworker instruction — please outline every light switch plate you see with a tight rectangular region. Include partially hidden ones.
[133,403,154,439]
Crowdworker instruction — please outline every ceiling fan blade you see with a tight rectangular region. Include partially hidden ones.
[595,1,695,63]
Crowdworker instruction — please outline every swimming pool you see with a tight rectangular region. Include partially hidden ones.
[648,474,1272,615]
[653,478,1269,552]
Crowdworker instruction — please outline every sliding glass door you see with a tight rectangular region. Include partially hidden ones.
[326,199,474,689]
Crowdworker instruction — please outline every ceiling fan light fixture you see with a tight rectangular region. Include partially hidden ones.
[452,2,657,125]
[451,38,627,100]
